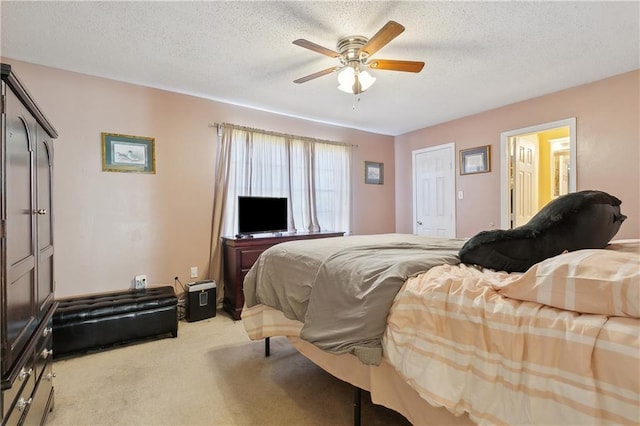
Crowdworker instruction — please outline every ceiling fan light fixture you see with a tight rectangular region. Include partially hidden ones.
[337,66,355,93]
[293,21,423,96]
[337,65,376,94]
[358,70,376,91]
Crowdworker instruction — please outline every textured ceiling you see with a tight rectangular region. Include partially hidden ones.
[1,1,638,136]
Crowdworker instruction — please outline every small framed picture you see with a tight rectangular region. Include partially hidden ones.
[102,132,156,173]
[364,161,384,185]
[460,145,490,175]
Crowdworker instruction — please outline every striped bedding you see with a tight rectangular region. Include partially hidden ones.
[384,251,640,425]
[242,239,640,424]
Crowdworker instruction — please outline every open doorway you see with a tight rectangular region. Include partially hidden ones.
[500,118,576,229]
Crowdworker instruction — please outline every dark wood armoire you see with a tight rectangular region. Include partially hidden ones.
[1,63,58,425]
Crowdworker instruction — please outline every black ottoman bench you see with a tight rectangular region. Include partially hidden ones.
[53,286,178,358]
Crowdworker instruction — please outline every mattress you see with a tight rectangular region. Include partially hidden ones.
[242,236,640,424]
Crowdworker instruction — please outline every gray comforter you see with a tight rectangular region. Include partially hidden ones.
[243,233,464,364]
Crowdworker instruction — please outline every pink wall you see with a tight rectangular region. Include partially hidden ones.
[395,70,640,240]
[5,57,637,299]
[2,59,395,298]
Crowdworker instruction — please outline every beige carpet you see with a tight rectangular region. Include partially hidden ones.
[47,314,410,425]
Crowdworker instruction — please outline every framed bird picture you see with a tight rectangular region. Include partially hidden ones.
[101,132,156,174]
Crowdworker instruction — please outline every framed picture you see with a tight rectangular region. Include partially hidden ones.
[460,145,490,175]
[101,132,156,173]
[364,161,384,185]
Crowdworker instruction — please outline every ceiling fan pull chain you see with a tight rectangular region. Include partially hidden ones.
[352,93,363,110]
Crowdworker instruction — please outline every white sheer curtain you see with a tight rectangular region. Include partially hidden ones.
[219,124,351,237]
[292,136,351,233]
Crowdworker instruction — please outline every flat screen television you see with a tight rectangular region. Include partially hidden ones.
[238,196,288,235]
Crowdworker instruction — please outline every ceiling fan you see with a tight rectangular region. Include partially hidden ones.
[293,21,425,95]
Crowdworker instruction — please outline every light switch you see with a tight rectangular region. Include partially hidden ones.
[458,190,464,200]
[190,266,198,278]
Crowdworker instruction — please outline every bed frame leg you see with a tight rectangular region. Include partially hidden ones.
[265,337,270,357]
[353,386,361,426]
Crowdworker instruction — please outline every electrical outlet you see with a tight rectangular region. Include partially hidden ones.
[135,274,147,290]
[190,266,198,278]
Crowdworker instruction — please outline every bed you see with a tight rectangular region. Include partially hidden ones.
[240,233,639,425]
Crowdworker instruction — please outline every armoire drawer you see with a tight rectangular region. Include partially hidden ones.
[2,354,36,426]
[35,322,53,380]
[22,357,54,426]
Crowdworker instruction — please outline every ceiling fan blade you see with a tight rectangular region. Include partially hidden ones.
[293,39,340,58]
[294,66,342,84]
[359,21,405,57]
[368,59,425,73]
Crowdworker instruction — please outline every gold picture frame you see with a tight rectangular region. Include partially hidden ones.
[460,145,490,175]
[101,132,156,173]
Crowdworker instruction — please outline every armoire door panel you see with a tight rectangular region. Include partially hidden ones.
[5,270,36,363]
[3,91,37,375]
[36,136,55,315]
[37,253,54,315]
[6,108,35,268]
[36,138,52,250]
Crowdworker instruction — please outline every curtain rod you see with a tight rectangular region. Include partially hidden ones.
[209,122,358,148]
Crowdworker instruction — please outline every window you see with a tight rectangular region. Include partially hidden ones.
[220,125,351,237]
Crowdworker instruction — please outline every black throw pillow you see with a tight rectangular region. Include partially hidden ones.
[458,190,627,272]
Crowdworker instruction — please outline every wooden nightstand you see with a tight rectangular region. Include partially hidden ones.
[221,231,344,320]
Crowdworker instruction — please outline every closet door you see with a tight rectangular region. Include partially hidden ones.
[3,89,37,375]
[36,132,54,318]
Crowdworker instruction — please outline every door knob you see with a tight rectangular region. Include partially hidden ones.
[417,220,423,225]
[35,209,47,215]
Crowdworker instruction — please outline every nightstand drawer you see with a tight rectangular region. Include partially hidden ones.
[240,248,266,269]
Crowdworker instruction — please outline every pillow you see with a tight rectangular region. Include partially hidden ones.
[458,190,627,272]
[494,248,640,318]
[607,239,640,254]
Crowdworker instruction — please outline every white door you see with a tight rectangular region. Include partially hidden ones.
[412,144,456,237]
[513,135,539,227]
